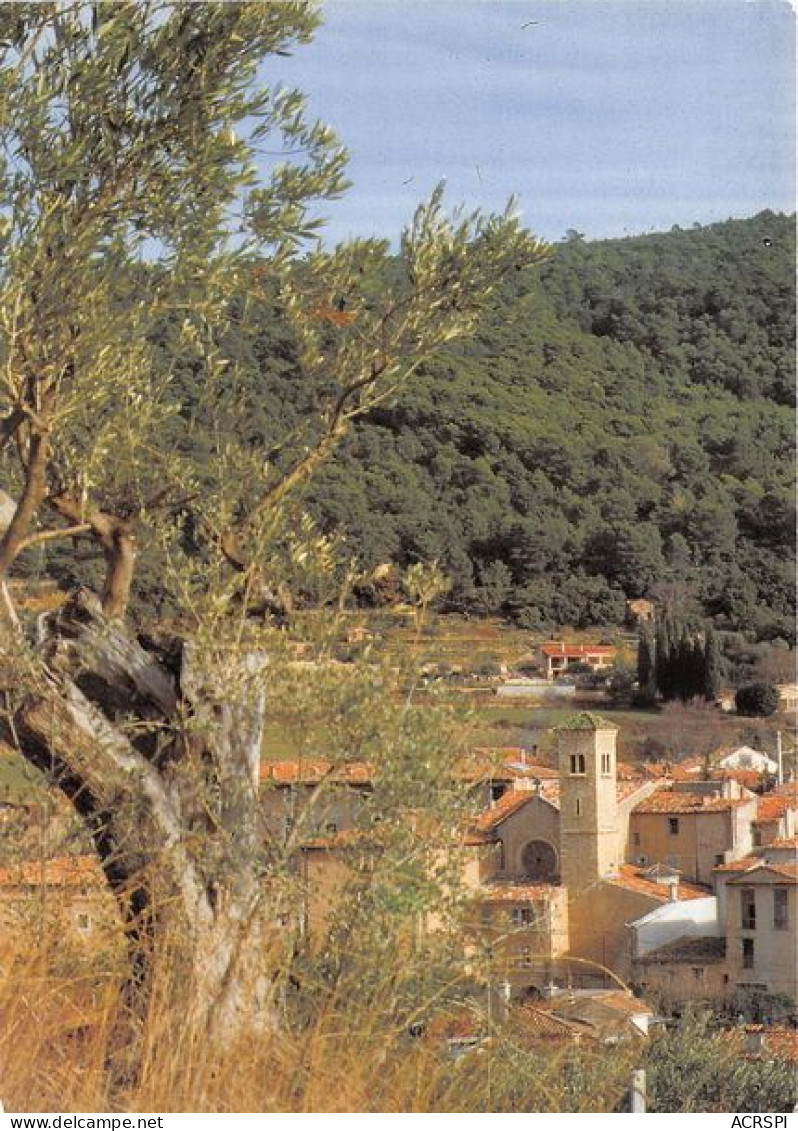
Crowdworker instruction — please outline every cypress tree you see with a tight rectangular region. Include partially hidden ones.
[703,625,725,701]
[656,613,682,701]
[677,627,695,701]
[637,623,657,704]
[690,636,707,701]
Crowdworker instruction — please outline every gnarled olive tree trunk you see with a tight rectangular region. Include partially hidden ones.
[0,589,276,1050]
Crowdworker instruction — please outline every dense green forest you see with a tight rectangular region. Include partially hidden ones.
[297,212,796,638]
[29,212,795,640]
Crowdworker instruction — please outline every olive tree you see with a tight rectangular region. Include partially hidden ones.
[0,1,547,1050]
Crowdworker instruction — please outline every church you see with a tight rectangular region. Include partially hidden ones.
[464,712,712,993]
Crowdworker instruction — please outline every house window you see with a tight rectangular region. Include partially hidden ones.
[633,832,641,847]
[600,753,612,776]
[521,948,533,967]
[575,798,582,817]
[490,782,508,803]
[740,888,756,931]
[714,854,725,867]
[76,913,91,932]
[511,906,535,927]
[692,968,704,981]
[774,888,788,930]
[742,938,755,969]
[668,818,680,836]
[325,822,338,835]
[569,754,586,776]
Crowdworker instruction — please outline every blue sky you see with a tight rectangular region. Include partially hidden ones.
[267,0,796,245]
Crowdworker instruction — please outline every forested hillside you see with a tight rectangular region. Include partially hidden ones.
[28,212,794,640]
[298,212,795,638]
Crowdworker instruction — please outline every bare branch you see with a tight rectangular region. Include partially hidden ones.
[17,521,93,551]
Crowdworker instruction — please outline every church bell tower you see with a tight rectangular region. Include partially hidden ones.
[556,713,619,893]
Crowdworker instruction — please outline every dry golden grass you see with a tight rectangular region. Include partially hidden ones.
[0,937,636,1113]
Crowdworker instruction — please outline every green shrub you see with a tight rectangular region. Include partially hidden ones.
[735,682,781,717]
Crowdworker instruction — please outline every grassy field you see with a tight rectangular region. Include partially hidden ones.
[2,612,794,784]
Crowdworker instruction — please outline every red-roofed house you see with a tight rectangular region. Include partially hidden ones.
[0,855,121,954]
[539,642,617,681]
[629,781,758,885]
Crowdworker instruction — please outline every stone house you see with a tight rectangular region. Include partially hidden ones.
[629,781,757,885]
[0,855,121,959]
[721,857,797,1005]
[259,758,372,845]
[632,935,728,1008]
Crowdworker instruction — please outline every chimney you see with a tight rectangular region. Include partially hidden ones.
[668,879,679,902]
[743,1027,765,1054]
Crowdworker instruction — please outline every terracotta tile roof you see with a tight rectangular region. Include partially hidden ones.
[0,855,105,889]
[726,862,798,884]
[714,855,761,873]
[617,761,643,780]
[761,1029,798,1064]
[521,1005,584,1040]
[536,991,654,1035]
[639,761,691,780]
[463,831,498,847]
[479,878,563,902]
[531,781,562,808]
[514,779,651,812]
[754,793,798,822]
[714,769,763,790]
[465,749,559,781]
[541,644,616,658]
[455,751,519,783]
[771,782,798,798]
[579,990,654,1017]
[506,761,561,781]
[472,790,535,832]
[768,835,798,849]
[724,1027,798,1064]
[677,756,706,775]
[632,790,752,815]
[424,1008,484,1043]
[607,865,708,902]
[260,759,372,785]
[635,935,726,964]
[616,779,655,803]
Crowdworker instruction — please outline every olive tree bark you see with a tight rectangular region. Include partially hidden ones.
[0,590,276,1046]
